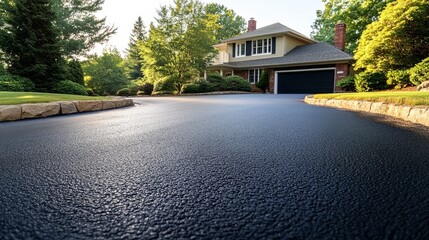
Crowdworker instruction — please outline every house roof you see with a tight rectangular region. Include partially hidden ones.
[222,23,315,43]
[209,42,353,69]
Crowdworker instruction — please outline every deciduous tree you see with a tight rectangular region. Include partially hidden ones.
[205,3,246,42]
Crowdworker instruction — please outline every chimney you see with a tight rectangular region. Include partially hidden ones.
[334,22,346,51]
[248,18,256,32]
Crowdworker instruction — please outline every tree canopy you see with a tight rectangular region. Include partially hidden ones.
[0,0,65,91]
[354,0,429,72]
[205,3,246,42]
[140,0,218,92]
[125,16,147,80]
[52,0,117,58]
[311,0,394,53]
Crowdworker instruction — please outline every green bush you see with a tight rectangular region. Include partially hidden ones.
[182,83,200,93]
[224,76,252,91]
[337,75,355,92]
[66,60,84,85]
[354,71,387,92]
[128,85,139,96]
[116,88,131,96]
[52,80,88,95]
[410,57,429,86]
[196,80,213,92]
[0,75,35,92]
[153,76,177,95]
[206,74,226,91]
[86,88,95,96]
[256,70,269,92]
[140,83,154,95]
[387,69,410,89]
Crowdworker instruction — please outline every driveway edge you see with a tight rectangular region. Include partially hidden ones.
[304,96,429,127]
[0,98,134,122]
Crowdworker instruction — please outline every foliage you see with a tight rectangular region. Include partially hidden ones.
[354,71,387,92]
[410,57,429,86]
[417,81,429,91]
[52,80,88,95]
[140,0,218,92]
[354,0,429,72]
[66,59,84,85]
[0,91,107,105]
[182,83,201,93]
[153,76,177,95]
[206,74,226,91]
[204,3,246,42]
[311,0,394,53]
[336,75,355,92]
[86,88,95,96]
[51,0,116,58]
[224,76,251,91]
[116,88,131,96]
[0,0,66,91]
[386,70,411,89]
[125,16,146,80]
[314,92,429,106]
[140,82,154,95]
[196,80,213,92]
[83,48,129,95]
[0,75,35,92]
[256,70,269,92]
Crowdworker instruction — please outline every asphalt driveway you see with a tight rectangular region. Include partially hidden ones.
[1,94,429,239]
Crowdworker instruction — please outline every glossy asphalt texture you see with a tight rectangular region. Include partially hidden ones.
[1,94,429,239]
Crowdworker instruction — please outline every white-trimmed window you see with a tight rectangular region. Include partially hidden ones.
[248,69,260,84]
[252,38,272,55]
[236,43,246,57]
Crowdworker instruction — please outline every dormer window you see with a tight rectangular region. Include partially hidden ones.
[252,38,272,55]
[236,43,246,57]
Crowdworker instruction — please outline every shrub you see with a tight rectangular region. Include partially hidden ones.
[52,80,88,95]
[139,83,154,95]
[86,88,95,96]
[0,75,35,92]
[116,88,131,96]
[386,69,410,89]
[410,57,429,86]
[337,75,355,92]
[153,76,177,95]
[224,76,252,91]
[196,79,213,92]
[182,83,200,93]
[256,70,269,92]
[354,71,387,92]
[66,60,84,85]
[128,85,139,96]
[206,74,226,91]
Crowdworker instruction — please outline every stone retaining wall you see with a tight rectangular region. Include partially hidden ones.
[0,99,133,122]
[304,96,429,127]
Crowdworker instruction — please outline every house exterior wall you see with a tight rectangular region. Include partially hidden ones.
[284,36,306,54]
[335,63,349,92]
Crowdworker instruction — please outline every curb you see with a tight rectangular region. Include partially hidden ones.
[304,96,429,127]
[0,98,134,122]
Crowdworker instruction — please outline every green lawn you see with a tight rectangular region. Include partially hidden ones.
[314,91,429,106]
[0,91,109,105]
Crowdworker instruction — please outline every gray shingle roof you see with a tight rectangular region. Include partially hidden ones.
[222,23,314,43]
[210,42,353,69]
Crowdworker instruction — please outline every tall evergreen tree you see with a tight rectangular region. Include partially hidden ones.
[0,0,65,91]
[125,16,146,80]
[52,0,117,58]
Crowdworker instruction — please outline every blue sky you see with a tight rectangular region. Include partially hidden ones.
[96,0,325,55]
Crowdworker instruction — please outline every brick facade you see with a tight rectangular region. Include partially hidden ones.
[334,23,346,51]
[335,64,349,92]
[269,69,275,93]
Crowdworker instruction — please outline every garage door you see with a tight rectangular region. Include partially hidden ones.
[277,69,335,94]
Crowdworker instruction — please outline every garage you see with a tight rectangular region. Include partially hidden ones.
[276,69,335,94]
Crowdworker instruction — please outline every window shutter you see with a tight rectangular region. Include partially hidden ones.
[246,41,252,56]
[232,43,236,58]
[272,37,276,54]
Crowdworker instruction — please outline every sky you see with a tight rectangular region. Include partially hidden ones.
[95,0,325,55]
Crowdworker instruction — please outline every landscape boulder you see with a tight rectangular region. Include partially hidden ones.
[21,103,60,119]
[72,100,102,112]
[417,81,429,92]
[56,101,78,115]
[0,105,22,121]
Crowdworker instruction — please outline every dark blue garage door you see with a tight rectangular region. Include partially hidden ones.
[277,70,335,93]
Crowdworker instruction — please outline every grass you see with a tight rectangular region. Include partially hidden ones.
[314,91,429,106]
[0,91,109,105]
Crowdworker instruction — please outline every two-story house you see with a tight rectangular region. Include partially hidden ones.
[207,18,353,94]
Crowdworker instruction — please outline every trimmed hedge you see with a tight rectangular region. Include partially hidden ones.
[116,88,131,96]
[337,75,355,92]
[224,76,251,91]
[410,57,429,86]
[355,71,387,92]
[206,74,226,91]
[52,80,88,95]
[182,83,200,93]
[387,69,410,89]
[0,75,35,92]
